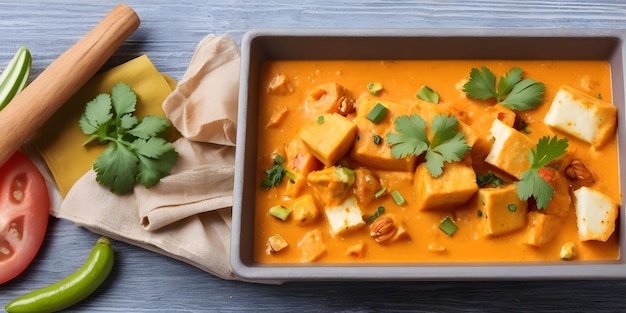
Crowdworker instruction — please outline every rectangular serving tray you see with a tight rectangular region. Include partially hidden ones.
[231,28,626,282]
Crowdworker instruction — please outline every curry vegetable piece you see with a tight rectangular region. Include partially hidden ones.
[79,82,179,194]
[416,85,440,103]
[517,135,569,210]
[462,66,546,111]
[387,113,471,178]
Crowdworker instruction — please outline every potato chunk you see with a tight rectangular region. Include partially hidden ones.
[292,194,320,226]
[573,186,619,242]
[522,211,563,247]
[324,196,366,237]
[476,184,528,236]
[300,113,357,166]
[544,85,617,148]
[484,119,535,179]
[307,166,354,207]
[414,161,478,211]
[298,229,327,262]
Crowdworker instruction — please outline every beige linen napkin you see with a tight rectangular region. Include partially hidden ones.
[47,34,241,280]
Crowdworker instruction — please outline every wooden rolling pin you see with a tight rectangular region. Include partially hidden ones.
[0,4,140,166]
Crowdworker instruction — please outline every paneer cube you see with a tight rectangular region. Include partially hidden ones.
[298,229,326,262]
[292,194,320,226]
[351,98,416,172]
[414,161,478,211]
[544,85,617,148]
[484,119,535,179]
[307,166,354,207]
[477,184,528,236]
[300,113,357,166]
[324,196,366,236]
[522,211,564,247]
[573,186,619,242]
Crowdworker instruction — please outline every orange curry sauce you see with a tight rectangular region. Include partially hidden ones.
[254,60,620,263]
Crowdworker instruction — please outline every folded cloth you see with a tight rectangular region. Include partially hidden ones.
[32,34,242,281]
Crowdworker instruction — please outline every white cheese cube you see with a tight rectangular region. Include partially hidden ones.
[324,196,365,236]
[484,119,534,179]
[573,186,619,242]
[544,85,617,148]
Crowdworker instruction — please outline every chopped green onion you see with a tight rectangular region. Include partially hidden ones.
[269,205,292,221]
[477,210,483,218]
[597,93,603,99]
[367,82,383,95]
[366,103,388,124]
[317,115,325,124]
[508,203,517,212]
[373,134,382,145]
[335,166,355,184]
[439,216,457,237]
[374,187,387,199]
[390,190,405,206]
[416,85,440,103]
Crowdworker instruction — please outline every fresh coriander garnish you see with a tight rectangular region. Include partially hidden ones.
[368,206,385,222]
[476,172,504,187]
[416,85,440,104]
[260,155,295,190]
[517,135,569,209]
[79,82,179,195]
[387,114,470,178]
[462,66,545,111]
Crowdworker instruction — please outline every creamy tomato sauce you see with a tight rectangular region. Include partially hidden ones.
[254,60,620,263]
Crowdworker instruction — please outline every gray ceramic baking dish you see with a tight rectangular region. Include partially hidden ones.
[231,28,626,282]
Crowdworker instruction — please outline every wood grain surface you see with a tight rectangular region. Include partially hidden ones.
[2,1,626,312]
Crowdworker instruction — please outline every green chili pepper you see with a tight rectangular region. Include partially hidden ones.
[5,237,114,313]
[0,46,32,111]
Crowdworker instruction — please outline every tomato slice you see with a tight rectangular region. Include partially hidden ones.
[0,150,49,284]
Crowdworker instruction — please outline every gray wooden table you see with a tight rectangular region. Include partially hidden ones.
[2,1,626,312]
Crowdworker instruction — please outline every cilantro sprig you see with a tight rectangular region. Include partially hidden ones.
[462,66,546,111]
[79,82,179,195]
[260,155,296,190]
[387,114,470,177]
[517,136,569,209]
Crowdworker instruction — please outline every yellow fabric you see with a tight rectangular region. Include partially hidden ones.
[31,55,175,197]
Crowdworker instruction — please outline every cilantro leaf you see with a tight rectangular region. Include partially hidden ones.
[500,78,546,111]
[111,82,136,116]
[463,66,545,111]
[476,172,504,187]
[261,155,288,190]
[93,142,139,194]
[387,114,470,178]
[517,135,569,209]
[80,82,179,194]
[79,93,113,135]
[416,85,440,103]
[387,114,429,159]
[462,66,497,100]
[136,149,180,188]
[496,67,522,99]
